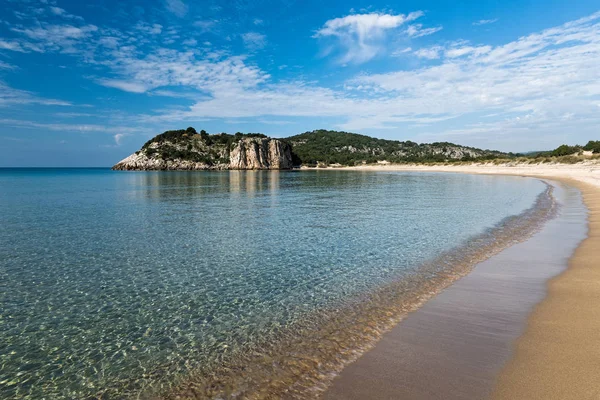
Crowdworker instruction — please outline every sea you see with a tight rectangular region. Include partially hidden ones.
[0,168,553,399]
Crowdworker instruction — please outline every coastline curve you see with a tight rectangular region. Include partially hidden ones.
[167,177,560,399]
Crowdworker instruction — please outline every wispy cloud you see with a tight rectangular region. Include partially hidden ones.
[344,12,600,137]
[314,11,424,64]
[473,19,498,26]
[405,24,443,38]
[0,118,141,133]
[241,32,267,50]
[54,112,96,118]
[164,0,188,18]
[134,22,162,35]
[0,39,29,52]
[414,46,443,59]
[193,20,218,33]
[47,6,84,21]
[98,79,148,93]
[445,44,491,58]
[0,61,16,70]
[113,133,128,145]
[10,24,98,54]
[0,82,71,107]
[391,47,413,57]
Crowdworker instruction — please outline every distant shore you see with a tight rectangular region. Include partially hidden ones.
[322,162,600,399]
[307,160,600,186]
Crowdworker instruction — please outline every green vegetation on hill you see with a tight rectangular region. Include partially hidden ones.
[141,127,266,150]
[523,140,600,159]
[286,129,509,166]
[131,127,598,167]
[583,140,600,153]
[139,128,268,164]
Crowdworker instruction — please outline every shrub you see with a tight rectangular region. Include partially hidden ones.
[583,140,600,153]
[551,144,581,157]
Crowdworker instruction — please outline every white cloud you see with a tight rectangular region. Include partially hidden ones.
[241,32,267,50]
[193,20,218,33]
[55,112,96,118]
[0,118,144,134]
[473,19,498,26]
[391,47,412,57]
[114,133,128,145]
[98,79,148,93]
[253,19,264,26]
[47,5,84,21]
[49,7,66,16]
[0,39,28,52]
[405,24,443,38]
[0,82,71,107]
[98,36,119,48]
[0,61,16,70]
[10,24,98,53]
[342,12,600,139]
[164,0,188,17]
[445,45,491,58]
[314,12,424,64]
[93,48,268,95]
[135,22,162,35]
[414,46,443,59]
[16,25,97,41]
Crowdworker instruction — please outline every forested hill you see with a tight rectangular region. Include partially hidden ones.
[113,127,514,170]
[287,130,510,166]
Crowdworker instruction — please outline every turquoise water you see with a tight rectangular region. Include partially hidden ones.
[0,169,547,398]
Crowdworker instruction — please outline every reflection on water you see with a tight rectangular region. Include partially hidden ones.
[0,169,547,399]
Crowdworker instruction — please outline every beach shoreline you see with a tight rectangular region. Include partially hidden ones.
[320,162,600,399]
[168,173,556,399]
[493,179,600,399]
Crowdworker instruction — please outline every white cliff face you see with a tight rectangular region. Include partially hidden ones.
[229,138,293,170]
[112,137,293,171]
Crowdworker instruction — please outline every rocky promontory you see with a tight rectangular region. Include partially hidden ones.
[112,128,293,170]
[113,127,514,171]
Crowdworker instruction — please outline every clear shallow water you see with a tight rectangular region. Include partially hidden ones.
[324,181,586,400]
[0,169,547,398]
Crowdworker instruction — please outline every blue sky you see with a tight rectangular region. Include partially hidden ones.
[0,0,599,166]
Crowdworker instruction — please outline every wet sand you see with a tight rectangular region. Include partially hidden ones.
[359,164,600,399]
[323,180,587,399]
[492,179,600,400]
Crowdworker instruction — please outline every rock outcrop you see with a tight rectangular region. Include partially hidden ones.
[112,135,293,171]
[111,152,228,170]
[229,138,293,170]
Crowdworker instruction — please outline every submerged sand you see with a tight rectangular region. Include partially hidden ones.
[322,162,600,399]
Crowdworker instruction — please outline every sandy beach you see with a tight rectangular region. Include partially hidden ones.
[323,162,600,399]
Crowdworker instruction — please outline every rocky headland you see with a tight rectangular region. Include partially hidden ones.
[112,128,293,170]
[112,127,516,171]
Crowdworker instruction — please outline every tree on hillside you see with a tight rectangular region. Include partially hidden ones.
[551,144,581,157]
[583,140,600,153]
[200,129,211,145]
